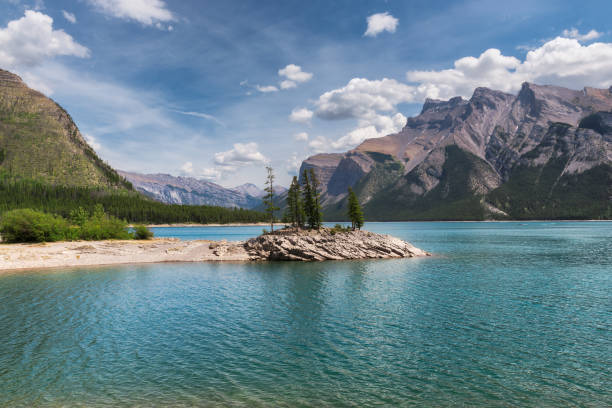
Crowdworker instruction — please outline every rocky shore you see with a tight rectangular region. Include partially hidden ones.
[0,228,427,272]
[245,227,428,261]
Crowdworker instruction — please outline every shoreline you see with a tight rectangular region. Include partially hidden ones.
[0,238,252,273]
[0,228,429,273]
[143,220,612,228]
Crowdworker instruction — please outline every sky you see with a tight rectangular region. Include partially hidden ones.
[1,0,612,188]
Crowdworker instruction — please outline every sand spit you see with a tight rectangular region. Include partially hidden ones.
[0,228,429,272]
[0,239,250,272]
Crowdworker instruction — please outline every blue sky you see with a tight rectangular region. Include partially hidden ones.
[1,0,611,187]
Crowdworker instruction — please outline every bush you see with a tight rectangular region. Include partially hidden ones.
[0,209,70,243]
[132,224,153,240]
[0,206,133,243]
[330,223,351,235]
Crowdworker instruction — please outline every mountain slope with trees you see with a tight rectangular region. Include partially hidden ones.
[0,68,267,224]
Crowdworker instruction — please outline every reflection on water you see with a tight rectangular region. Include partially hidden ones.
[0,222,610,407]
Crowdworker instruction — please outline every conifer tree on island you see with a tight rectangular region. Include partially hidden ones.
[263,166,279,232]
[347,187,364,230]
[302,168,323,230]
[286,176,305,228]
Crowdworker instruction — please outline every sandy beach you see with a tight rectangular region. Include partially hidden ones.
[0,239,251,272]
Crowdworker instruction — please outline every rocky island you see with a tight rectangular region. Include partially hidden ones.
[0,227,428,272]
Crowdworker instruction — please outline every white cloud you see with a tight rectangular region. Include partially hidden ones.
[406,48,521,99]
[278,64,313,83]
[286,153,302,176]
[331,113,406,150]
[406,36,612,100]
[289,107,314,124]
[214,142,267,167]
[562,28,602,42]
[308,136,330,153]
[172,110,224,126]
[180,161,194,175]
[0,10,89,69]
[256,84,279,93]
[364,12,398,37]
[84,133,101,150]
[87,0,175,26]
[315,78,414,120]
[280,79,297,89]
[294,132,309,141]
[62,10,76,24]
[199,167,222,181]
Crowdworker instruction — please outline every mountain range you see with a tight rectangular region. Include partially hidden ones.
[118,171,270,209]
[1,66,610,220]
[300,82,612,220]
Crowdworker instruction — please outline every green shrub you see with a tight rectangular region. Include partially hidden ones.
[132,224,153,240]
[0,206,132,243]
[330,223,351,235]
[0,209,70,243]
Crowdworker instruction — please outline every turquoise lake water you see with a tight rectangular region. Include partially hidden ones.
[1,222,611,407]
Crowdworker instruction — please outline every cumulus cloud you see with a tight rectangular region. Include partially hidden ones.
[214,142,267,167]
[294,132,309,141]
[180,161,194,175]
[406,36,612,100]
[309,113,406,152]
[285,153,302,176]
[278,64,313,83]
[364,12,398,37]
[62,10,76,24]
[315,78,413,121]
[199,167,222,181]
[87,0,175,26]
[308,136,330,153]
[406,48,522,99]
[0,10,89,69]
[256,84,278,93]
[289,107,314,124]
[280,80,297,89]
[331,113,406,150]
[562,28,602,42]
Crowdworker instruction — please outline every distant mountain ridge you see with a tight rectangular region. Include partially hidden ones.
[0,69,129,188]
[300,82,612,220]
[119,171,267,208]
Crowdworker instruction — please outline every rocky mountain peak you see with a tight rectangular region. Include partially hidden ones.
[0,69,24,85]
[421,96,466,114]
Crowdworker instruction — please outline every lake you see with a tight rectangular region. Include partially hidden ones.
[1,222,610,407]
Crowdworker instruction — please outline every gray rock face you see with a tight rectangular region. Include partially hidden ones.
[299,82,612,217]
[119,171,262,208]
[244,227,428,261]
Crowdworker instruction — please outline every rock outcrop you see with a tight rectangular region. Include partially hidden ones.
[244,227,428,261]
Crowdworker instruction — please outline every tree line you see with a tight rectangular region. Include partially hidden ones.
[264,167,364,231]
[0,175,268,224]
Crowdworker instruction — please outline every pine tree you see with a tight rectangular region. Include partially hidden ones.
[347,187,364,230]
[302,169,314,229]
[308,168,323,229]
[263,166,279,232]
[286,176,305,228]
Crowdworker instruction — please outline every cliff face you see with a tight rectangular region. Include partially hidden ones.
[0,69,129,188]
[119,171,264,208]
[302,82,612,220]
